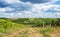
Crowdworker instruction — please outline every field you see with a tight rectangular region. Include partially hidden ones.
[0,18,60,37]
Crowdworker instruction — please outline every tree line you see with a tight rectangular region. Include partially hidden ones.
[9,18,60,27]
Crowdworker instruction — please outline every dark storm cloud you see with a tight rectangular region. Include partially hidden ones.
[20,0,50,4]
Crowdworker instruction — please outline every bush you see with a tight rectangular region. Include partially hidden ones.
[0,19,25,33]
[40,28,54,37]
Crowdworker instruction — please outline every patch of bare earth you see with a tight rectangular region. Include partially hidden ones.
[28,28,43,37]
[51,27,60,37]
[3,28,26,37]
[3,28,43,37]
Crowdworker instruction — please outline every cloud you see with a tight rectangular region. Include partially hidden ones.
[5,0,20,4]
[0,0,60,18]
[21,0,57,4]
[0,7,14,13]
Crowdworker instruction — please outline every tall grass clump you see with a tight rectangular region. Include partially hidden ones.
[0,19,25,34]
[39,28,54,37]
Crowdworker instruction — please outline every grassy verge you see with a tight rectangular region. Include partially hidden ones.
[39,27,55,37]
[0,19,26,37]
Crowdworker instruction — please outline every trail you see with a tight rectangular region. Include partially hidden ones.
[51,28,60,37]
[28,28,43,37]
[3,28,26,37]
[3,28,43,37]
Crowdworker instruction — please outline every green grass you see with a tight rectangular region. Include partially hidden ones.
[39,28,54,37]
[0,19,26,37]
[0,18,59,37]
[13,30,29,37]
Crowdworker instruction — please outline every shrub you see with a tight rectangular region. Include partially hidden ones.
[40,28,54,37]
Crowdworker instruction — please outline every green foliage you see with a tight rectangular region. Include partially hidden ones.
[0,18,60,37]
[40,28,54,37]
[7,18,60,27]
[0,19,26,33]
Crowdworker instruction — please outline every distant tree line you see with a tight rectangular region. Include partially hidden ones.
[8,18,60,27]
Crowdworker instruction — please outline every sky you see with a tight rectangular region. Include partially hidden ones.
[0,0,60,18]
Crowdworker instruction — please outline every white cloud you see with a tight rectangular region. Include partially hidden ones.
[31,4,51,13]
[17,13,22,15]
[0,0,60,18]
[52,5,60,11]
[21,11,32,14]
[0,8,6,13]
[0,7,14,13]
[9,13,14,16]
[4,0,21,4]
[51,0,58,3]
[31,3,60,13]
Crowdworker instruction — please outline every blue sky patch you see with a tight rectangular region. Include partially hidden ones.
[20,0,50,4]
